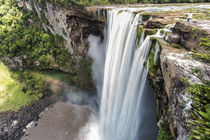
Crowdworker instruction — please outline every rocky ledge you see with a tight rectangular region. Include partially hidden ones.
[148,21,210,140]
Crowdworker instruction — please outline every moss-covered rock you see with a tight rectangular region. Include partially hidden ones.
[145,28,157,36]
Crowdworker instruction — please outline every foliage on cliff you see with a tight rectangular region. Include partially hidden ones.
[0,0,95,89]
[0,0,74,69]
[157,120,173,140]
[35,0,210,7]
[0,62,49,112]
[181,69,210,140]
[187,82,210,140]
[191,37,210,64]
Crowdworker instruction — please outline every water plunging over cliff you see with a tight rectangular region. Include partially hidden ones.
[87,9,168,140]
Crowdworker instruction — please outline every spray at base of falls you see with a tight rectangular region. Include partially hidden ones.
[79,9,168,140]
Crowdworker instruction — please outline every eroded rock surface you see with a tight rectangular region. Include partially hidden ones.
[146,18,172,29]
[151,39,210,140]
[165,32,180,44]
[8,0,105,73]
[173,21,210,53]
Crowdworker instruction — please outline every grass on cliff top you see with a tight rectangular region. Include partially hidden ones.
[0,62,39,112]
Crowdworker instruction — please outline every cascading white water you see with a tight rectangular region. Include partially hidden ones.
[154,42,160,66]
[83,4,209,140]
[139,31,145,47]
[98,9,165,140]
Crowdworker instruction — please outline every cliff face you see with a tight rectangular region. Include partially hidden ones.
[148,21,210,140]
[4,0,106,73]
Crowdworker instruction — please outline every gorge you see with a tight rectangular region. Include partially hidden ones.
[0,1,210,140]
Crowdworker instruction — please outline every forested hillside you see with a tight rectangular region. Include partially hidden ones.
[36,0,210,7]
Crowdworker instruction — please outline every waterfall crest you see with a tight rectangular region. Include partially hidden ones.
[98,9,164,140]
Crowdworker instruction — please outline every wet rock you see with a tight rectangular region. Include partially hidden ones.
[144,28,157,35]
[165,32,180,44]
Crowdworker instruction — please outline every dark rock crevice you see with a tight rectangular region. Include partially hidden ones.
[66,15,104,63]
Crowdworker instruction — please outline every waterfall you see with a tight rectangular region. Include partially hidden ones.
[139,31,145,47]
[154,42,160,66]
[87,9,167,140]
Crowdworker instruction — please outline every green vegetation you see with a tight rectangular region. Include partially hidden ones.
[33,0,210,7]
[200,37,210,50]
[191,51,210,63]
[0,0,93,112]
[148,39,161,76]
[19,71,50,98]
[40,62,93,88]
[0,62,49,112]
[157,120,173,140]
[145,29,158,38]
[137,26,144,44]
[191,9,210,20]
[41,70,73,83]
[181,68,210,140]
[191,37,210,63]
[0,0,74,69]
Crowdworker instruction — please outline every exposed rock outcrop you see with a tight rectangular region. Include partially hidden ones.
[165,32,180,44]
[146,18,172,29]
[144,28,157,35]
[173,21,210,53]
[149,38,210,140]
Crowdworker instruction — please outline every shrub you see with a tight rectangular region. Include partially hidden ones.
[157,120,173,140]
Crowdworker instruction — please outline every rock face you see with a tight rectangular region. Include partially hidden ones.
[42,2,105,57]
[9,0,106,73]
[149,39,210,140]
[173,21,210,53]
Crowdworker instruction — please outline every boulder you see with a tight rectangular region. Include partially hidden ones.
[173,21,210,53]
[146,18,170,29]
[165,32,180,44]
